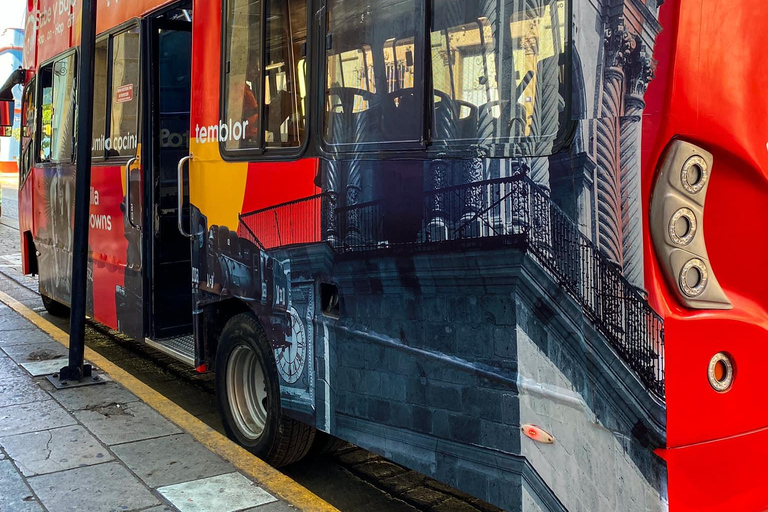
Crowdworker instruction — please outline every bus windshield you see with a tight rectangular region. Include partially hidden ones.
[325,0,569,155]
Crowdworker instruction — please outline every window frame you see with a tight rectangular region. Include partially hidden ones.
[37,48,79,166]
[219,0,313,162]
[92,21,143,165]
[90,33,112,163]
[20,75,37,186]
[320,0,429,153]
[318,0,574,160]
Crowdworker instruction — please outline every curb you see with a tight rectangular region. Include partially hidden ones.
[0,289,340,512]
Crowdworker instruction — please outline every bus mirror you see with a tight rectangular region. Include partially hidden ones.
[0,99,14,135]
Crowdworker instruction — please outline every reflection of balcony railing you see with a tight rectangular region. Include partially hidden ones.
[238,177,665,399]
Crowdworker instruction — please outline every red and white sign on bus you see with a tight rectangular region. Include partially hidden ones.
[116,84,134,103]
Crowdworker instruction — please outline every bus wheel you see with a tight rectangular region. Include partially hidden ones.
[41,292,69,318]
[308,431,350,457]
[215,312,315,467]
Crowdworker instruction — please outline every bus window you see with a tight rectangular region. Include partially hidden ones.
[21,77,36,181]
[92,38,109,159]
[325,0,425,146]
[263,0,303,147]
[39,53,77,163]
[430,0,568,151]
[223,0,262,152]
[326,46,376,114]
[509,2,567,141]
[383,37,416,93]
[109,28,140,158]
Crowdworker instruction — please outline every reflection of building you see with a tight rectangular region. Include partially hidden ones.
[0,27,23,173]
[240,2,668,511]
[552,3,661,290]
[316,2,668,511]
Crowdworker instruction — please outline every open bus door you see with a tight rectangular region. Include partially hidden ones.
[142,5,195,364]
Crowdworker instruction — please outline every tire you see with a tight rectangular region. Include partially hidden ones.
[308,431,349,457]
[41,292,69,318]
[215,312,315,467]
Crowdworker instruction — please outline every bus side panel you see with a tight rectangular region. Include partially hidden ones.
[34,163,75,305]
[88,163,143,340]
[25,160,144,340]
[26,0,179,71]
[643,0,768,510]
[18,168,39,275]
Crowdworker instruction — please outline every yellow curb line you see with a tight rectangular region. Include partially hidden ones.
[0,289,339,512]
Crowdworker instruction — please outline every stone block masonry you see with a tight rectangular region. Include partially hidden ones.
[327,247,666,512]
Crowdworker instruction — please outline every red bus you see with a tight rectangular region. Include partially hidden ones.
[2,0,767,510]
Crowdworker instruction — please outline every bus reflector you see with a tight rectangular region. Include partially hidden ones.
[195,364,207,373]
[708,352,734,392]
[521,424,555,444]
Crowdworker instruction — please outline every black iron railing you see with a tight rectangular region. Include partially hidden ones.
[238,176,665,398]
[334,175,664,398]
[523,177,665,398]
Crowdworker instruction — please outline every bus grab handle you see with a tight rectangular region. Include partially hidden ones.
[177,155,194,239]
[125,157,139,229]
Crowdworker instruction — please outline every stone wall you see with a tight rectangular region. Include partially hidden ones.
[322,247,666,511]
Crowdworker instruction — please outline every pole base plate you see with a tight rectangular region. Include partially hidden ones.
[47,367,106,390]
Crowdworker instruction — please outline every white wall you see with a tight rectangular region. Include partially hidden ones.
[0,0,26,31]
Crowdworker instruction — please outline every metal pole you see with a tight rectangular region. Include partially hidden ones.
[59,0,98,384]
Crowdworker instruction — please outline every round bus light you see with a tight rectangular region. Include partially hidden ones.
[679,258,708,298]
[708,352,734,392]
[668,207,697,246]
[521,424,555,444]
[681,155,709,194]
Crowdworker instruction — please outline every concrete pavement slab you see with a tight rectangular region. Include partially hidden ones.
[0,356,27,380]
[0,377,52,407]
[73,401,182,446]
[52,381,139,410]
[0,400,77,437]
[140,507,175,512]
[2,341,67,363]
[112,433,235,488]
[0,329,56,347]
[28,461,161,512]
[0,314,36,332]
[20,359,79,377]
[0,459,44,512]
[0,425,114,477]
[158,472,277,512]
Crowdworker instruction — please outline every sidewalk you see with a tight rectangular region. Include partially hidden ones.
[0,300,313,512]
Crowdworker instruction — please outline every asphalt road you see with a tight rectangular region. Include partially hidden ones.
[0,173,500,512]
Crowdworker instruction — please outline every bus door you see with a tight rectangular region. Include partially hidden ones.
[143,6,194,363]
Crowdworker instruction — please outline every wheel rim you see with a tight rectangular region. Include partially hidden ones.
[226,345,269,440]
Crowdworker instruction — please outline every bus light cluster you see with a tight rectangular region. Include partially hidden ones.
[650,140,731,310]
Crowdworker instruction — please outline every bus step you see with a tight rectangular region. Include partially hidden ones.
[145,335,195,367]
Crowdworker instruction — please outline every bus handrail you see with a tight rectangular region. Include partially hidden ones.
[125,157,139,229]
[177,154,194,239]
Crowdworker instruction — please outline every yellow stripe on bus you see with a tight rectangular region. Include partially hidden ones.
[189,139,249,230]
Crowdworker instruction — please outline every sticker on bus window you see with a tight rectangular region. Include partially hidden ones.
[116,84,134,103]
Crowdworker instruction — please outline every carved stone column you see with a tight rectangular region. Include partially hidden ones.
[323,160,340,247]
[595,19,635,268]
[620,48,654,288]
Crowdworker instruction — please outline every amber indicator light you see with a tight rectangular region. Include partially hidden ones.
[521,424,555,444]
